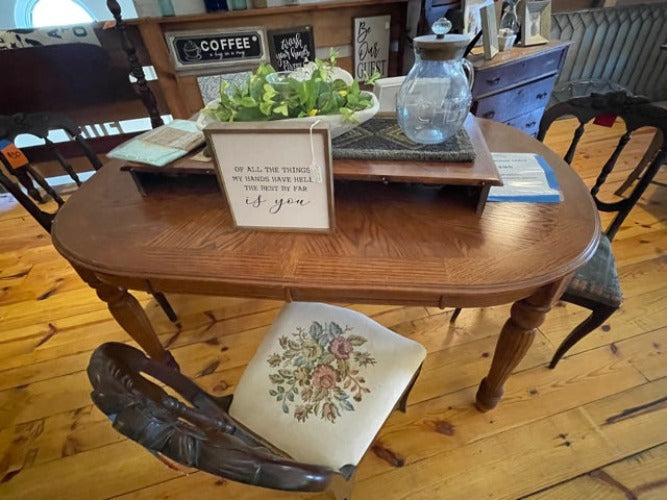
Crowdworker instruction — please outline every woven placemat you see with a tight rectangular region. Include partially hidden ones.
[332,117,476,162]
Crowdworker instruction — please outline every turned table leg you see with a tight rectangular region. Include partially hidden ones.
[476,278,571,412]
[77,268,179,369]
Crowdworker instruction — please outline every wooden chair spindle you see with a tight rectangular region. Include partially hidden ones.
[590,131,631,197]
[106,0,164,129]
[564,122,585,165]
[46,137,82,186]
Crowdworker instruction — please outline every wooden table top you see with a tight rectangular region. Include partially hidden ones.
[52,119,600,308]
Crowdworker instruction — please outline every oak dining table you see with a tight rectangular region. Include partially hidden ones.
[51,119,600,412]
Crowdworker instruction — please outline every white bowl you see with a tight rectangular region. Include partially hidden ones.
[282,92,378,138]
[197,91,379,138]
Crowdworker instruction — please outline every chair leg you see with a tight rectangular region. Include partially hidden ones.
[614,130,661,196]
[153,292,180,327]
[549,304,617,369]
[328,470,357,500]
[450,308,462,323]
[397,365,422,413]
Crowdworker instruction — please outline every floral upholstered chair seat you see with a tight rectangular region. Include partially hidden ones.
[229,302,427,471]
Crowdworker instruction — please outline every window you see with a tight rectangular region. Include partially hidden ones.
[32,0,94,27]
[15,0,95,29]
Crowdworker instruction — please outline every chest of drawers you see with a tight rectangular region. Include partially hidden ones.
[470,41,570,137]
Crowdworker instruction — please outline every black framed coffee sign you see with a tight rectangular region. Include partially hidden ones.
[267,26,316,72]
[165,27,267,73]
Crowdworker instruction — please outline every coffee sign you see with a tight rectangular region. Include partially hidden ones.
[268,26,315,72]
[165,28,267,73]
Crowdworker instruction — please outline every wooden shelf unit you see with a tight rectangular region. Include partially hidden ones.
[130,0,409,118]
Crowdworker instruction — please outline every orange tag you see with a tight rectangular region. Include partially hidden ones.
[0,141,29,169]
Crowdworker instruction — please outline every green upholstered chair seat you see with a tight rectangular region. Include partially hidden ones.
[566,234,622,308]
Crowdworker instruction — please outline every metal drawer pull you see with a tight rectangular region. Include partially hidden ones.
[486,77,501,85]
[536,92,548,99]
[525,121,536,128]
[482,111,496,119]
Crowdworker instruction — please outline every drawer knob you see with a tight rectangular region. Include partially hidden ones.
[536,92,548,99]
[482,111,496,119]
[486,77,501,85]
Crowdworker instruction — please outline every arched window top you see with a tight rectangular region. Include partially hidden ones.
[15,0,95,29]
[32,0,94,27]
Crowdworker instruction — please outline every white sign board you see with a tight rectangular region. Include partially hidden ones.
[205,122,334,232]
[354,15,391,80]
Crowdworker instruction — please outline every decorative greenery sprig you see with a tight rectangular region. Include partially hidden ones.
[202,52,380,123]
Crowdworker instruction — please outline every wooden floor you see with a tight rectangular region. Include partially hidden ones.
[0,119,665,499]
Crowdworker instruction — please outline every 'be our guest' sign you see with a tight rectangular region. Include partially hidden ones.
[205,122,334,232]
[268,26,315,72]
[353,15,391,79]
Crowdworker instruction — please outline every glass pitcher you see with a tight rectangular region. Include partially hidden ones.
[397,19,474,144]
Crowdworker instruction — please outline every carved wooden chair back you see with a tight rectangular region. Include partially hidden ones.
[88,303,427,499]
[0,112,179,325]
[87,342,345,496]
[0,112,102,232]
[538,91,667,241]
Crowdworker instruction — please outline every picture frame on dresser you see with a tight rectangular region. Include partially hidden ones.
[520,0,551,47]
[480,4,499,60]
[462,0,493,40]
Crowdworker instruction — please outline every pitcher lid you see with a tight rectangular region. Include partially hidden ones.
[414,17,473,60]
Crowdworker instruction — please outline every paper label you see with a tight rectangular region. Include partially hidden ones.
[0,140,29,169]
[593,115,617,127]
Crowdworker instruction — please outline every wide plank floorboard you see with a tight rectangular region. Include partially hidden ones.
[0,118,665,498]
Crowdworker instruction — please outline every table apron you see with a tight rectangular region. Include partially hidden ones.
[93,272,546,310]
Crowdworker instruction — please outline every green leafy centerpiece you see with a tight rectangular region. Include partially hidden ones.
[199,52,380,137]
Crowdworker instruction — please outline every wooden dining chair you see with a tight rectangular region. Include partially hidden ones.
[0,112,179,326]
[88,302,427,499]
[452,91,667,368]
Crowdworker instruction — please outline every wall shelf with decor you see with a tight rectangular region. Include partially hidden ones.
[128,0,408,118]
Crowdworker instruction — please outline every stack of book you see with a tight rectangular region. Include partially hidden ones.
[107,120,205,167]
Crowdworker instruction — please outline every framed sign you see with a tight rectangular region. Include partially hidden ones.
[520,0,551,47]
[353,15,390,80]
[205,122,334,232]
[372,76,405,113]
[480,4,499,60]
[165,27,267,73]
[268,26,315,72]
[462,0,493,43]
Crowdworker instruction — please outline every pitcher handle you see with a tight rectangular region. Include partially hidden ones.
[462,59,475,90]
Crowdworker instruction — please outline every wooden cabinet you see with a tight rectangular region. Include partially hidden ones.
[470,41,570,137]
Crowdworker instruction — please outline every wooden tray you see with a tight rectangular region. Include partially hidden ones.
[121,115,501,213]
